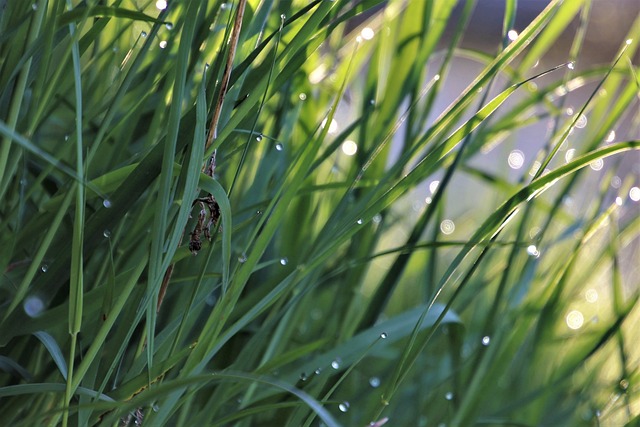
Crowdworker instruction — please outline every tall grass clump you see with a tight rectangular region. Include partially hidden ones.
[1,0,639,425]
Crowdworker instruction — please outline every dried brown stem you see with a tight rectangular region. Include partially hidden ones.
[205,0,248,150]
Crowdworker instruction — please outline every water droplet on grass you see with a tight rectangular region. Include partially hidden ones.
[567,61,575,70]
[341,140,357,156]
[280,257,288,266]
[338,402,350,412]
[156,0,167,10]
[165,22,174,30]
[141,31,148,38]
[300,372,308,381]
[103,229,111,238]
[40,264,48,272]
[356,218,363,225]
[445,391,454,400]
[369,377,380,388]
[331,358,341,369]
[429,180,440,194]
[361,27,375,40]
[24,296,45,317]
[298,93,307,101]
[526,245,540,258]
[255,134,263,142]
[31,3,38,10]
[314,368,322,375]
[372,214,382,224]
[238,253,247,263]
[159,40,168,49]
[481,336,491,346]
[440,220,455,235]
[620,379,629,390]
[280,14,286,20]
[380,332,388,339]
[275,142,283,151]
[507,150,525,169]
[629,187,640,202]
[507,29,518,41]
[103,199,112,208]
[575,114,588,129]
[589,158,604,171]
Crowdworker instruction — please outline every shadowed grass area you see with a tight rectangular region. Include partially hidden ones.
[0,1,638,426]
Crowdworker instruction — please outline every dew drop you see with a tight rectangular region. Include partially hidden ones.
[619,379,629,390]
[103,229,112,238]
[429,180,440,194]
[615,196,623,206]
[220,2,228,9]
[338,402,350,412]
[341,140,357,156]
[369,99,376,106]
[481,336,491,346]
[605,130,616,143]
[314,368,322,375]
[159,40,168,49]
[280,14,286,20]
[507,150,525,169]
[507,29,518,41]
[626,39,632,45]
[20,178,28,186]
[238,253,247,263]
[156,0,167,10]
[165,22,174,30]
[40,264,49,273]
[629,187,640,202]
[298,93,307,101]
[103,199,112,208]
[567,61,575,70]
[279,257,288,266]
[356,218,363,225]
[152,404,159,412]
[141,31,148,38]
[380,332,388,339]
[611,176,621,188]
[589,158,604,171]
[275,142,283,151]
[255,134,263,142]
[24,295,45,317]
[445,391,454,400]
[361,27,375,40]
[440,219,455,235]
[331,358,341,369]
[566,310,584,330]
[526,245,540,258]
[64,134,70,141]
[565,149,576,163]
[300,372,308,381]
[372,214,382,224]
[369,377,380,388]
[32,3,37,10]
